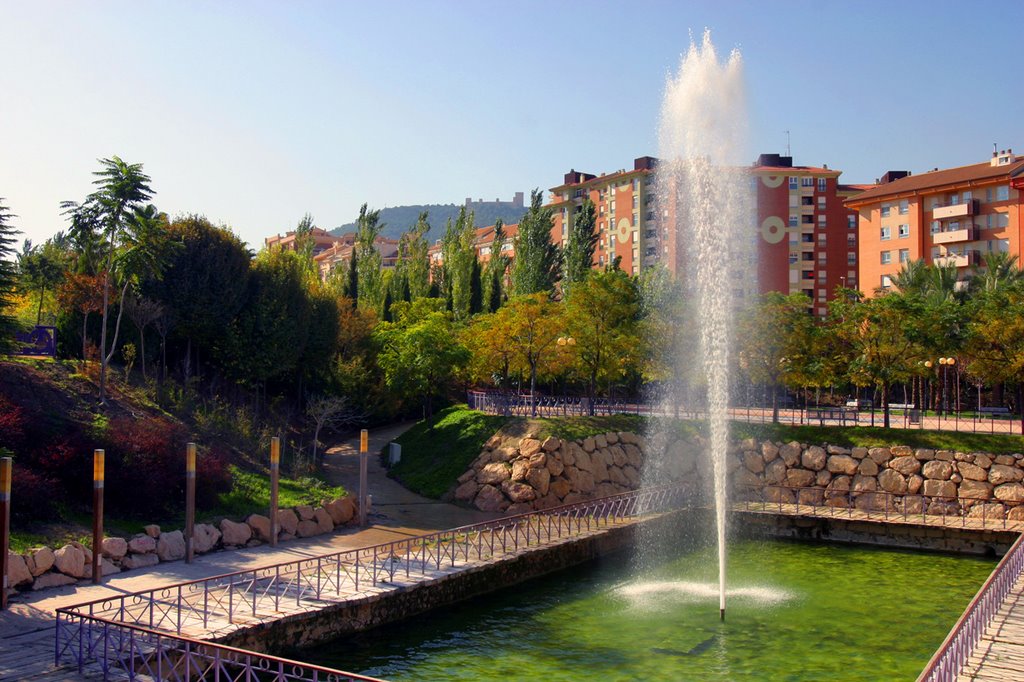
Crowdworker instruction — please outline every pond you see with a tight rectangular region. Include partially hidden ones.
[301,539,993,681]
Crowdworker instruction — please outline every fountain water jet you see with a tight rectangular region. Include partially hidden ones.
[650,30,751,621]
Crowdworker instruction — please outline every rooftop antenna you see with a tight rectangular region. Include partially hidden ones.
[785,130,791,157]
[994,142,998,155]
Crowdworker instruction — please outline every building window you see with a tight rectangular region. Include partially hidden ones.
[881,226,891,240]
[881,251,892,265]
[817,252,827,263]
[818,196,826,209]
[847,234,856,247]
[802,271,815,280]
[789,215,798,227]
[632,196,638,209]
[801,177,814,187]
[898,224,910,238]
[789,177,798,190]
[817,288,826,300]
[817,233,826,244]
[899,199,909,215]
[899,249,910,263]
[930,220,940,234]
[818,215,827,226]
[847,215,856,229]
[997,185,1010,201]
[789,252,798,264]
[801,234,814,243]
[881,203,891,217]
[632,178,640,191]
[881,275,892,289]
[963,191,972,202]
[817,178,826,192]
[847,251,856,265]
[802,215,814,224]
[801,196,814,206]
[931,246,940,260]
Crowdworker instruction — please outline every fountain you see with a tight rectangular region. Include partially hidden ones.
[648,29,752,621]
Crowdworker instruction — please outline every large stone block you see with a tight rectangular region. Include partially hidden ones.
[295,505,315,521]
[314,508,334,534]
[764,459,788,485]
[922,460,953,481]
[957,462,988,481]
[922,479,956,500]
[54,544,85,578]
[785,469,816,488]
[193,524,222,554]
[474,485,506,511]
[478,462,511,486]
[128,534,156,554]
[877,469,908,494]
[277,509,299,535]
[994,483,1024,504]
[989,464,1024,485]
[101,537,128,561]
[219,518,250,544]
[959,479,993,503]
[826,455,858,476]
[547,454,565,477]
[121,552,160,570]
[526,467,551,497]
[7,553,32,587]
[851,474,877,493]
[501,479,538,503]
[32,572,77,590]
[967,503,1005,520]
[779,442,802,467]
[511,460,530,482]
[247,514,273,542]
[761,442,779,462]
[889,456,921,476]
[550,478,572,499]
[743,451,765,474]
[455,480,480,502]
[605,432,619,445]
[801,446,827,472]
[27,547,55,576]
[519,438,542,458]
[541,436,561,452]
[867,447,892,465]
[157,531,186,562]
[858,458,879,476]
[296,520,320,538]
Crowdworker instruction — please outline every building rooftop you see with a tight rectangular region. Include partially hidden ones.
[848,153,1024,204]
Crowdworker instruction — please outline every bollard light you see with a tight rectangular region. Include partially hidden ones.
[185,443,196,563]
[269,436,281,546]
[92,449,105,584]
[1,457,11,610]
[360,429,368,453]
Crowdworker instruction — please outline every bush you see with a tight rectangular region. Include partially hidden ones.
[10,467,61,523]
[103,416,191,517]
[0,395,26,451]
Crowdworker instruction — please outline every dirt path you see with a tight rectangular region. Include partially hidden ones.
[321,422,500,533]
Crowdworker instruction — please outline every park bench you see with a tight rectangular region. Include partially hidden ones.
[979,407,1012,418]
[806,407,856,425]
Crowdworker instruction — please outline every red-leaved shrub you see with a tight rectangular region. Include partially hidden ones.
[10,468,61,523]
[0,395,26,451]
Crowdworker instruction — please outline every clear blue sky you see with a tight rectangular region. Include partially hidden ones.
[1,0,1021,250]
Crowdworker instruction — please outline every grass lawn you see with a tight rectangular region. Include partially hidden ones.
[388,405,510,498]
[730,422,1024,454]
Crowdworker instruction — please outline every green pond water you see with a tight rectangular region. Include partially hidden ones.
[303,540,994,681]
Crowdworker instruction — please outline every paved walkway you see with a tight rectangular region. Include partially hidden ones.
[0,422,495,681]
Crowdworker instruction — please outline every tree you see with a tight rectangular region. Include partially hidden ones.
[503,293,563,416]
[306,394,360,464]
[57,272,105,359]
[0,200,20,352]
[396,211,432,300]
[831,292,926,428]
[510,190,560,296]
[637,265,695,416]
[122,294,164,380]
[563,270,641,413]
[374,299,469,420]
[66,156,154,403]
[963,287,1024,429]
[440,206,478,319]
[144,215,251,379]
[737,292,818,422]
[483,219,509,313]
[463,310,518,391]
[17,238,66,325]
[355,204,384,311]
[562,198,598,294]
[969,252,1022,295]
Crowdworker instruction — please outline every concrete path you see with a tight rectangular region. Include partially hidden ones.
[0,421,498,680]
[322,421,499,531]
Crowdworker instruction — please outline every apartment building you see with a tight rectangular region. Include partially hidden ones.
[312,233,400,281]
[547,154,864,313]
[264,227,343,256]
[427,223,519,268]
[846,149,1024,295]
[752,154,869,315]
[546,157,658,276]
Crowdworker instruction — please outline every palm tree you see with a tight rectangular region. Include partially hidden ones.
[969,252,1022,295]
[69,157,153,403]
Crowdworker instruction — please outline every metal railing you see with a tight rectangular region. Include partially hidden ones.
[56,485,691,678]
[916,532,1024,681]
[54,611,386,682]
[734,484,1024,532]
[468,389,1023,435]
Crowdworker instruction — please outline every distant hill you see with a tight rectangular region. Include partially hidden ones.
[331,203,528,242]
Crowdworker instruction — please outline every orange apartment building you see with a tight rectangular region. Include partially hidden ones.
[546,154,865,314]
[847,149,1024,295]
[547,157,658,276]
[312,233,400,280]
[427,223,519,268]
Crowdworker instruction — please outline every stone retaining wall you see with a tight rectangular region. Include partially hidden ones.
[733,440,1024,521]
[5,495,365,595]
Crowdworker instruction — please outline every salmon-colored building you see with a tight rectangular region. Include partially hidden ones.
[846,149,1024,295]
[546,157,658,276]
[546,154,865,314]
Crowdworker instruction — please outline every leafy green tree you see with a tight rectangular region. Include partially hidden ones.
[483,219,509,312]
[440,206,478,319]
[637,265,695,416]
[292,213,317,271]
[0,200,20,352]
[969,252,1022,295]
[963,287,1024,428]
[17,238,66,325]
[469,256,483,315]
[144,215,251,379]
[737,293,818,422]
[503,293,563,416]
[510,190,560,296]
[831,292,926,427]
[563,270,641,413]
[463,309,518,391]
[562,198,597,294]
[354,204,384,311]
[374,299,469,420]
[396,211,432,300]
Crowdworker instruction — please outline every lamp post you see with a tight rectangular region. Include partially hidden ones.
[939,357,956,419]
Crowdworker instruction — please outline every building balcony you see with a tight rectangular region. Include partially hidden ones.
[933,250,980,268]
[932,226,979,245]
[933,200,978,220]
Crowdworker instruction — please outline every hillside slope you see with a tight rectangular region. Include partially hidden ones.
[332,203,527,240]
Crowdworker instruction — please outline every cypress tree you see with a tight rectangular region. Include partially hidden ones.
[346,252,358,308]
[469,256,483,315]
[0,200,20,353]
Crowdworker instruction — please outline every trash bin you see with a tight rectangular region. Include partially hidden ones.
[908,409,921,425]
